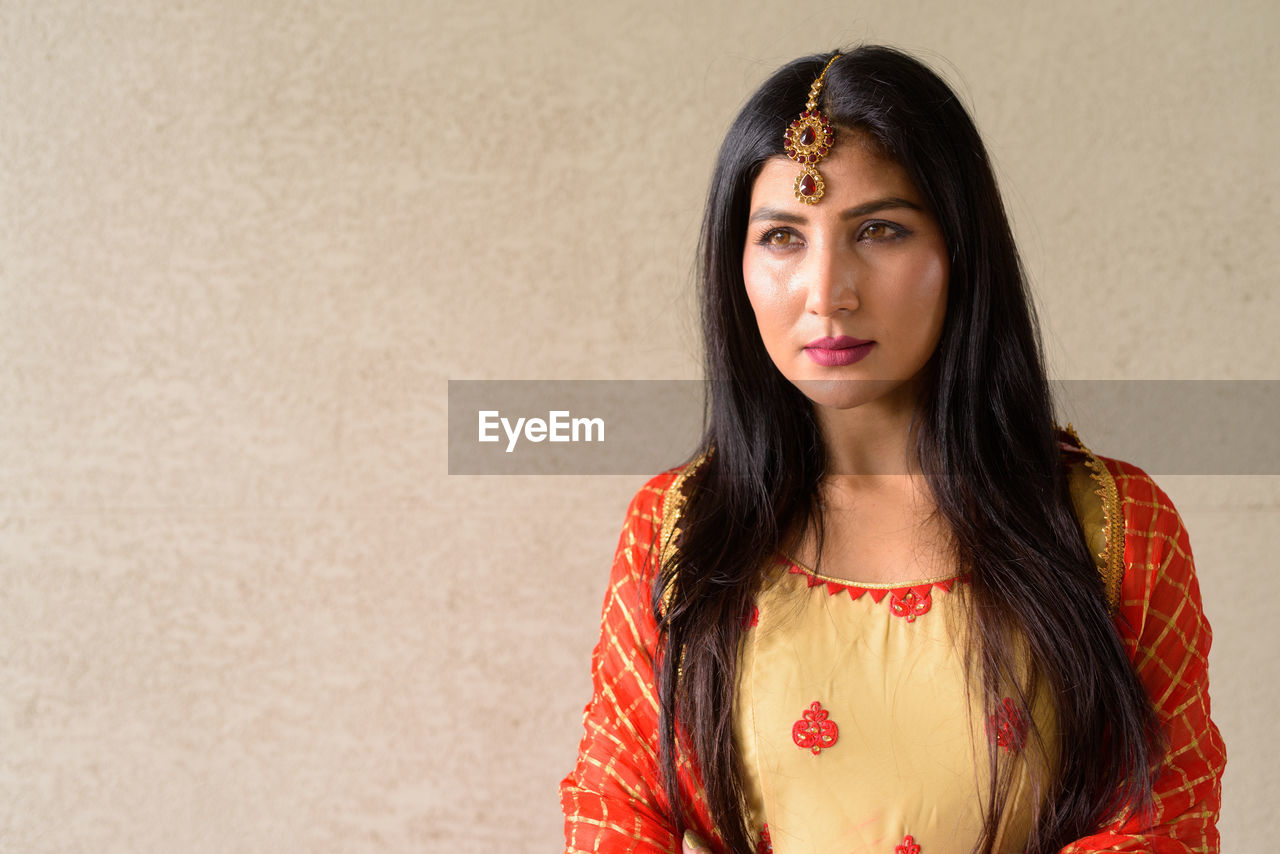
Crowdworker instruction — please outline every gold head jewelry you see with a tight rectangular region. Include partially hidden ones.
[783,54,839,204]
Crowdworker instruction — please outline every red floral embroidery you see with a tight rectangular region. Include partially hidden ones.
[791,701,838,754]
[742,604,759,628]
[756,823,772,853]
[784,561,964,622]
[987,697,1028,752]
[895,834,921,854]
[889,589,932,621]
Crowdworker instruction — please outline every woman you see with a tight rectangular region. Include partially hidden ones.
[560,46,1225,854]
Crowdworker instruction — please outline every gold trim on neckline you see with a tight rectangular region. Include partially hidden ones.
[780,553,965,590]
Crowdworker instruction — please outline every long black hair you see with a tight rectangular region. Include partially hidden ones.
[654,45,1160,854]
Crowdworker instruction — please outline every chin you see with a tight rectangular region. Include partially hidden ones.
[790,377,903,410]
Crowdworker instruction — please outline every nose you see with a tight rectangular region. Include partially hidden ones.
[802,241,860,316]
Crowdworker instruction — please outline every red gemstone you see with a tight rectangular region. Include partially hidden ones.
[799,126,816,146]
[799,173,817,196]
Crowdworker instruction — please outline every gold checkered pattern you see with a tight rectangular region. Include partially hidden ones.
[1060,457,1226,853]
[560,469,718,852]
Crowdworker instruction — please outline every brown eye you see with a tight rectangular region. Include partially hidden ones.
[858,221,908,242]
[766,229,795,246]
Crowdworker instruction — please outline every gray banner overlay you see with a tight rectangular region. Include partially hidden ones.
[448,380,1280,475]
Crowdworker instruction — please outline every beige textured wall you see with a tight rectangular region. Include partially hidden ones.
[3,1,1276,851]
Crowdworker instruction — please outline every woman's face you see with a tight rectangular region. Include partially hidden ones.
[742,135,949,416]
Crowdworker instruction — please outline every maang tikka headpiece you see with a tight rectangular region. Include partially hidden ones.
[783,54,839,204]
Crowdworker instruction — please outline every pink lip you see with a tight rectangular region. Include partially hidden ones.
[805,336,875,367]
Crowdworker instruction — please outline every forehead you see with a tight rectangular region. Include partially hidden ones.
[750,135,920,210]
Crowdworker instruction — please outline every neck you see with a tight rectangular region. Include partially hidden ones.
[812,380,923,478]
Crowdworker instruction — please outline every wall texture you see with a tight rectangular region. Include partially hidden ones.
[2,1,1276,851]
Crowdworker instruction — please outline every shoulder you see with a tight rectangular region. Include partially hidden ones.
[1058,425,1182,534]
[1058,427,1192,613]
[622,461,695,533]
[1102,457,1186,537]
[1089,451,1191,567]
[1096,455,1198,632]
[622,451,711,536]
[1061,428,1200,649]
[623,468,681,530]
[612,453,710,576]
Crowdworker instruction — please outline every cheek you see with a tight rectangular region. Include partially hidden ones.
[897,252,949,330]
[742,261,792,337]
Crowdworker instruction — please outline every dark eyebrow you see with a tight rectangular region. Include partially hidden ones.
[839,196,923,219]
[747,196,923,225]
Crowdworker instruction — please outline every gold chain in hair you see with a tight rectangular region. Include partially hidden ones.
[783,54,840,204]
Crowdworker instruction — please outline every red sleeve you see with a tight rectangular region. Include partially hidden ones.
[560,469,716,853]
[1061,460,1227,853]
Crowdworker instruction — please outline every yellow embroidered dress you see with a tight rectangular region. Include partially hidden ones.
[736,559,1045,854]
